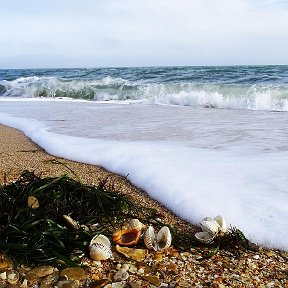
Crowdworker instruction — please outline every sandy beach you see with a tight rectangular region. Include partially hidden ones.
[1,123,288,287]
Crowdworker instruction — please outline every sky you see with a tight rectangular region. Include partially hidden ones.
[0,0,288,68]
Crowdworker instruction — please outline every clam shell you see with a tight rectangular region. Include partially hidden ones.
[89,242,113,261]
[144,225,157,251]
[156,226,172,250]
[214,215,227,233]
[63,215,80,229]
[113,228,141,246]
[195,231,215,244]
[200,217,220,235]
[89,234,111,248]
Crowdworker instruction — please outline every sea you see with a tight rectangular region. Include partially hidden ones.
[0,66,287,250]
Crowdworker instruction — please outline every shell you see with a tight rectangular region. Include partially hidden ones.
[195,231,215,244]
[214,215,227,233]
[156,226,172,250]
[128,219,145,232]
[115,245,146,261]
[113,228,141,246]
[89,234,111,248]
[89,242,113,261]
[63,215,80,229]
[27,196,39,209]
[144,226,172,251]
[144,226,157,251]
[200,217,220,235]
[7,271,19,284]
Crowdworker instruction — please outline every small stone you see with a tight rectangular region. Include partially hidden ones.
[280,251,288,260]
[154,253,163,262]
[60,267,85,281]
[113,268,129,282]
[28,195,40,209]
[142,275,161,286]
[56,280,79,288]
[26,266,54,282]
[253,255,260,260]
[167,263,177,273]
[40,274,59,288]
[177,281,190,287]
[265,251,273,257]
[91,278,110,288]
[127,281,141,288]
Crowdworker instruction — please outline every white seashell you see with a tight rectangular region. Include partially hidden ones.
[20,279,28,288]
[0,271,6,280]
[128,219,145,231]
[144,225,172,251]
[195,231,215,244]
[214,215,227,233]
[89,234,111,248]
[157,226,172,250]
[89,242,113,261]
[144,226,157,251]
[200,217,220,235]
[7,271,19,284]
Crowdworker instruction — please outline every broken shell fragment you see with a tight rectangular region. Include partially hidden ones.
[63,215,80,230]
[144,225,172,251]
[27,196,39,209]
[200,217,220,235]
[195,231,215,244]
[115,245,146,261]
[214,215,227,233]
[89,242,113,261]
[89,234,111,248]
[113,228,141,246]
[7,271,19,284]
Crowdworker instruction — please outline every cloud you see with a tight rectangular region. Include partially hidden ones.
[0,0,287,67]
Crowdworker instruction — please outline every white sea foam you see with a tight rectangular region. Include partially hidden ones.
[0,99,288,251]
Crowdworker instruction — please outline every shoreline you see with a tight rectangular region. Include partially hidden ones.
[1,123,288,286]
[0,123,195,233]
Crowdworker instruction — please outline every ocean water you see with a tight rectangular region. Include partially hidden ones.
[0,66,288,250]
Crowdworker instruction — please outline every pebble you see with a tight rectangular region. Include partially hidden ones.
[142,275,161,286]
[39,274,59,288]
[60,267,85,281]
[90,278,110,288]
[113,268,129,282]
[55,280,79,288]
[26,266,54,282]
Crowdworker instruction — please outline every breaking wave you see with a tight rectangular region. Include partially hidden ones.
[1,75,288,111]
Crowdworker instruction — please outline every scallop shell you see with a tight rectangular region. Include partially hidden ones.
[113,228,141,246]
[144,225,172,251]
[144,225,157,251]
[89,242,113,261]
[195,231,215,244]
[214,215,227,233]
[89,234,111,248]
[200,217,220,235]
[63,215,80,229]
[157,226,172,250]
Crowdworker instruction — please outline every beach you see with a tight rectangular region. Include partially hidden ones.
[1,123,288,287]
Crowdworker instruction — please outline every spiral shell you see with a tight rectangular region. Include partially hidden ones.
[195,231,215,244]
[89,234,111,248]
[200,217,220,236]
[113,228,141,246]
[89,242,113,261]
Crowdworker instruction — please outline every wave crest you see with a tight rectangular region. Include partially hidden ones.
[1,76,287,111]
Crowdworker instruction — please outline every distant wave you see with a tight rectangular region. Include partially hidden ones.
[1,76,288,111]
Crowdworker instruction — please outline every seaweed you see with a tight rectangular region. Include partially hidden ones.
[0,170,158,266]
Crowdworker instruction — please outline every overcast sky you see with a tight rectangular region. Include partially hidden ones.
[0,0,288,68]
